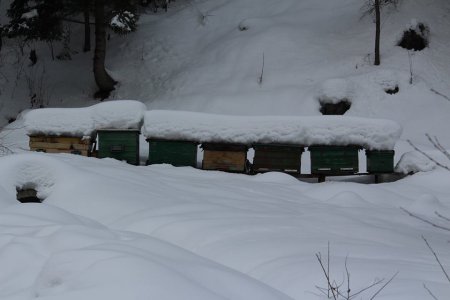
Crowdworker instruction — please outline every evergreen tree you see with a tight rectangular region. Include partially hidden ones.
[4,0,140,98]
[5,0,63,43]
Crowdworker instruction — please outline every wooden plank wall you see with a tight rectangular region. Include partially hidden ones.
[29,136,92,156]
[203,150,247,172]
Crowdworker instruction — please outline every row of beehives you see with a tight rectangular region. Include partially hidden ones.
[29,129,395,176]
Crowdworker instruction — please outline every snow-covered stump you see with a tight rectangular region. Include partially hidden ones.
[16,187,41,203]
[201,143,248,173]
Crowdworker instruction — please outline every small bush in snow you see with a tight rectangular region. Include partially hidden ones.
[397,21,429,51]
[110,11,138,34]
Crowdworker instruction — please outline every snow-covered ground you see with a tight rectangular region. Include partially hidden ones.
[1,0,450,299]
[0,153,449,299]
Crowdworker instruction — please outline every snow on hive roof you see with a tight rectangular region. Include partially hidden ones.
[143,110,402,150]
[25,100,147,137]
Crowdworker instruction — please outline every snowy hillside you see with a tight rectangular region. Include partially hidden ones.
[1,0,450,146]
[0,0,450,299]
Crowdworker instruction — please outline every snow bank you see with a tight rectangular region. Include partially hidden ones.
[0,152,450,300]
[395,151,437,174]
[143,110,402,150]
[0,203,293,300]
[24,100,147,137]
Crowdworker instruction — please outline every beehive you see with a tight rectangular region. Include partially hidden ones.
[97,130,140,165]
[309,145,360,175]
[366,150,395,173]
[29,135,92,156]
[148,140,198,167]
[253,144,303,174]
[202,143,248,172]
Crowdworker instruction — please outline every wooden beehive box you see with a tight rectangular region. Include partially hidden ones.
[366,150,395,173]
[202,143,248,172]
[29,135,93,156]
[309,145,360,175]
[253,144,304,174]
[97,130,140,165]
[147,139,198,167]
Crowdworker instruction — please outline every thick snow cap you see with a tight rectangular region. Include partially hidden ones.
[25,100,147,137]
[143,110,402,150]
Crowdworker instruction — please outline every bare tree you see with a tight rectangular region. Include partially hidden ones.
[362,0,400,66]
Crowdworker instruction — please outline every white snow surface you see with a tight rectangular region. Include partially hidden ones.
[143,110,402,150]
[395,150,437,174]
[0,153,449,300]
[24,100,146,137]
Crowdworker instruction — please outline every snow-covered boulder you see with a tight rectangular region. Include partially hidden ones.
[24,100,147,137]
[142,110,402,150]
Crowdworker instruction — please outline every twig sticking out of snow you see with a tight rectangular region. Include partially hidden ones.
[258,53,265,86]
[426,134,450,161]
[423,283,439,300]
[400,207,450,232]
[315,243,398,300]
[422,235,450,284]
[436,211,450,222]
[406,139,450,171]
[187,0,214,26]
[408,50,414,84]
[430,89,450,101]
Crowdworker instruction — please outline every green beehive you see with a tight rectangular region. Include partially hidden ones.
[147,140,198,167]
[97,130,140,165]
[366,150,394,173]
[253,144,304,174]
[309,145,360,175]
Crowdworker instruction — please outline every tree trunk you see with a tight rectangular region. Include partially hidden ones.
[374,0,381,66]
[83,0,91,52]
[93,0,116,96]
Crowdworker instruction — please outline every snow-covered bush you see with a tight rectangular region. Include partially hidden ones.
[397,20,429,51]
[317,79,353,115]
[110,11,138,34]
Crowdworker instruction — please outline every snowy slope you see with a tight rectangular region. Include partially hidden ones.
[0,0,449,147]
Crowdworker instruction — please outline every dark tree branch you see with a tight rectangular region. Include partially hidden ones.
[406,139,450,171]
[400,207,450,232]
[422,236,450,284]
[426,134,450,161]
[423,283,439,300]
[369,272,399,300]
[435,211,450,222]
[316,252,338,300]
